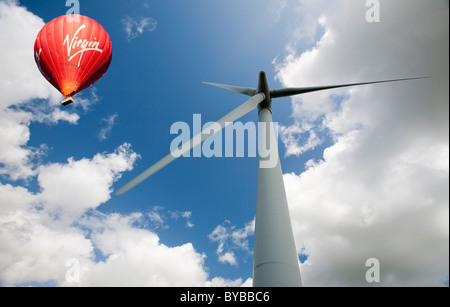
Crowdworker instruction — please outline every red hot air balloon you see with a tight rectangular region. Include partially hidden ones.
[34,15,112,106]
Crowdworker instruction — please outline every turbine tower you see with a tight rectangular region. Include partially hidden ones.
[115,71,424,287]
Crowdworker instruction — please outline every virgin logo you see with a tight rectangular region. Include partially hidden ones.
[63,24,103,67]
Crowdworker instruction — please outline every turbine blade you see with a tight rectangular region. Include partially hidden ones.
[203,82,256,96]
[115,93,266,196]
[270,77,429,98]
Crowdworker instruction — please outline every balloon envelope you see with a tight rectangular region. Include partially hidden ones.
[34,15,112,100]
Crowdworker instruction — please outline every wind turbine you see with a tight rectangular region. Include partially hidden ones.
[115,71,425,287]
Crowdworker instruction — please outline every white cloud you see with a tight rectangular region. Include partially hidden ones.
[121,15,157,42]
[0,142,137,286]
[147,206,169,230]
[206,276,252,287]
[218,252,237,266]
[0,183,35,214]
[37,143,138,223]
[78,213,209,287]
[275,0,449,286]
[279,123,322,157]
[0,144,226,287]
[98,113,118,141]
[0,209,94,286]
[146,207,195,230]
[209,219,255,266]
[34,108,80,125]
[0,0,60,109]
[0,109,35,180]
[169,210,195,228]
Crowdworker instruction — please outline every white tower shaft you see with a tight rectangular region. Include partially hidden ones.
[253,107,302,287]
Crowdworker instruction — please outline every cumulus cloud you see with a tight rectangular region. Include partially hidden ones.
[77,213,208,287]
[0,210,94,286]
[0,143,136,285]
[121,15,157,42]
[0,140,223,286]
[275,0,449,286]
[0,109,35,180]
[37,143,138,223]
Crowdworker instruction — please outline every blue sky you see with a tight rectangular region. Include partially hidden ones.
[0,0,448,286]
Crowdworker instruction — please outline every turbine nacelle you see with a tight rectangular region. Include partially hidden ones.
[257,71,272,112]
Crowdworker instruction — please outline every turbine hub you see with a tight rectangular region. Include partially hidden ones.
[257,71,272,113]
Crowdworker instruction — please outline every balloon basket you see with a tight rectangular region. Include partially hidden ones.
[62,97,74,106]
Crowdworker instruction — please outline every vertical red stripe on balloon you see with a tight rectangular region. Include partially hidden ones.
[78,19,112,91]
[76,15,96,91]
